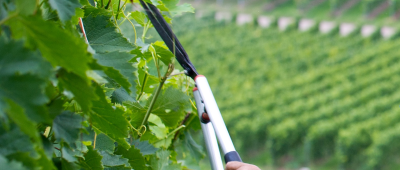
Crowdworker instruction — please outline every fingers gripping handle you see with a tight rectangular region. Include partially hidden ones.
[194,75,242,163]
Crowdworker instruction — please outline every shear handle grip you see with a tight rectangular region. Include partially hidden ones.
[224,151,242,163]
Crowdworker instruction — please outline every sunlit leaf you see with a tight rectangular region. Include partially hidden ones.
[7,15,92,79]
[83,15,134,53]
[130,11,147,27]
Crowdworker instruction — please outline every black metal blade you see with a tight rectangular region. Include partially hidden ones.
[139,0,198,79]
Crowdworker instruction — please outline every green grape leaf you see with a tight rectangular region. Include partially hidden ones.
[36,150,57,170]
[124,101,147,128]
[150,149,179,170]
[140,130,158,144]
[7,15,92,79]
[99,151,130,167]
[0,74,50,123]
[89,62,130,94]
[61,158,79,170]
[153,42,174,65]
[52,111,84,144]
[182,131,205,162]
[111,88,135,104]
[91,84,130,149]
[79,0,93,6]
[102,68,131,94]
[162,14,172,24]
[103,85,115,98]
[95,133,115,153]
[83,15,134,53]
[137,39,150,53]
[132,139,158,156]
[41,135,54,160]
[104,166,131,170]
[137,67,159,94]
[79,146,104,170]
[62,144,84,163]
[48,97,65,120]
[5,100,39,142]
[40,1,59,21]
[58,69,97,113]
[183,109,201,131]
[115,146,146,170]
[94,51,137,95]
[131,47,152,62]
[0,38,52,123]
[153,134,173,149]
[6,152,39,169]
[0,124,36,157]
[81,126,96,142]
[148,115,168,139]
[0,154,28,170]
[130,11,147,27]
[48,0,82,22]
[16,0,36,16]
[158,0,194,16]
[105,0,123,20]
[83,6,111,17]
[150,149,169,169]
[148,86,190,127]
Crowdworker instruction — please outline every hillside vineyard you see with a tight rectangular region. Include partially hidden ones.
[172,14,400,169]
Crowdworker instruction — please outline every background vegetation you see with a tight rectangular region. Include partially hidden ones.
[169,0,400,169]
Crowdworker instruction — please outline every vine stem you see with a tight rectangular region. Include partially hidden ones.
[167,125,186,138]
[169,71,185,77]
[138,64,174,137]
[115,0,121,19]
[121,12,137,44]
[116,0,129,19]
[141,20,151,42]
[110,0,122,33]
[93,132,97,149]
[173,112,191,140]
[136,73,148,101]
[151,51,161,80]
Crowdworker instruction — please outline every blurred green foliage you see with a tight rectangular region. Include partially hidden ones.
[170,13,400,169]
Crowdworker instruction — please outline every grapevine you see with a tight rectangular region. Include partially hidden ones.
[0,0,205,169]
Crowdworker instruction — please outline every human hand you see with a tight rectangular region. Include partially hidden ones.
[225,161,261,170]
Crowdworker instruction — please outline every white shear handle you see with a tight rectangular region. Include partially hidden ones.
[195,75,242,163]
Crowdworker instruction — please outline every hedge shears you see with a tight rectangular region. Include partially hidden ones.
[139,1,242,169]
